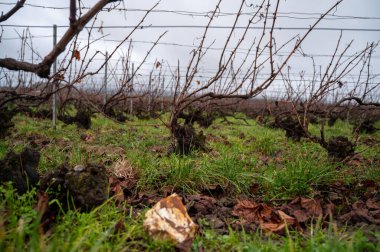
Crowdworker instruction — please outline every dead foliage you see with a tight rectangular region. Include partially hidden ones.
[232,200,301,235]
[35,191,56,235]
[108,159,139,203]
[339,200,380,225]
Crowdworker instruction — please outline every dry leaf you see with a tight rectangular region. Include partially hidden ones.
[36,191,49,217]
[300,198,323,217]
[233,200,300,235]
[73,50,81,61]
[232,200,272,223]
[366,199,380,210]
[111,184,125,203]
[114,219,126,234]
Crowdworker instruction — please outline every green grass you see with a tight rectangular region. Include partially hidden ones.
[193,225,380,252]
[1,183,379,252]
[0,113,379,251]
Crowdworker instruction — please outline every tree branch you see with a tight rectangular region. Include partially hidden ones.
[0,0,121,78]
[0,0,26,23]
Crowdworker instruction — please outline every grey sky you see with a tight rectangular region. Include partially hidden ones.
[0,0,379,97]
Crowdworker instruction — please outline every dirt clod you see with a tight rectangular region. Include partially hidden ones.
[0,147,40,194]
[42,163,108,210]
[0,107,16,138]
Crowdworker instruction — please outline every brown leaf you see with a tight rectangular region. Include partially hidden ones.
[35,191,49,217]
[292,209,308,223]
[286,197,323,223]
[232,200,272,223]
[261,222,286,234]
[155,61,161,69]
[73,50,81,61]
[366,199,380,210]
[111,184,125,203]
[114,219,126,234]
[300,198,323,217]
[196,80,201,85]
[339,201,380,225]
[324,203,336,216]
[277,210,297,225]
[260,211,298,234]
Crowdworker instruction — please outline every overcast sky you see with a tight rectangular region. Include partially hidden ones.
[0,0,379,97]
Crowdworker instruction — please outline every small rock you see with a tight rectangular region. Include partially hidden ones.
[143,193,198,251]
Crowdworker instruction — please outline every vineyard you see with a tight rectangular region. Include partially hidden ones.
[1,0,380,251]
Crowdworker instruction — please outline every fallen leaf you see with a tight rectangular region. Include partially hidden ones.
[285,197,323,223]
[261,222,287,234]
[35,191,49,217]
[300,198,323,217]
[73,50,81,61]
[114,219,126,234]
[339,201,380,225]
[233,200,301,234]
[366,199,380,210]
[111,184,125,203]
[292,209,308,223]
[232,200,272,223]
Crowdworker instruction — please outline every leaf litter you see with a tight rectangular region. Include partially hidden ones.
[26,162,380,246]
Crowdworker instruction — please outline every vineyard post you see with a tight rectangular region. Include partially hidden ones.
[52,24,57,130]
[130,63,134,114]
[103,51,108,106]
[161,76,165,111]
[148,70,152,114]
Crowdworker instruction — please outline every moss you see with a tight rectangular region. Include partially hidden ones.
[42,163,108,211]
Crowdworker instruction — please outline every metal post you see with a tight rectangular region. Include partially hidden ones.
[52,24,57,130]
[103,51,108,106]
[148,71,152,114]
[130,63,134,115]
[161,76,165,111]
